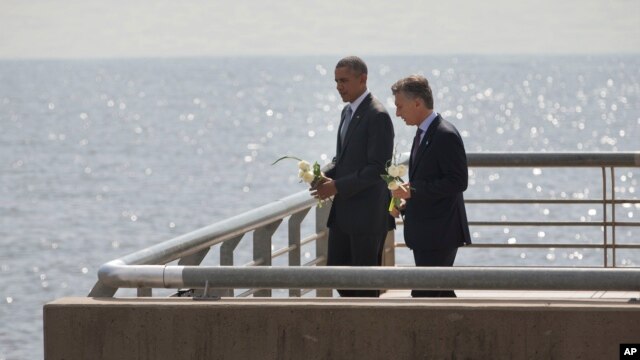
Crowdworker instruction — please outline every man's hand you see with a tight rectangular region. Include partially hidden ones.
[389,199,406,218]
[311,178,337,200]
[391,182,411,199]
[310,174,329,190]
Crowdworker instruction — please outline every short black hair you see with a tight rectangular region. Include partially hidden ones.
[335,56,368,76]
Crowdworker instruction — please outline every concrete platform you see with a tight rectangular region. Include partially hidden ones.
[44,296,640,360]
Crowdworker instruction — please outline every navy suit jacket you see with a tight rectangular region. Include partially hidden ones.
[403,115,471,251]
[324,93,395,235]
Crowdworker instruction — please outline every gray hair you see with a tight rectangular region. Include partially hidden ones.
[335,56,368,76]
[391,75,434,109]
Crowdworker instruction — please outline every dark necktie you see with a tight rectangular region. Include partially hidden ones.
[411,128,423,165]
[340,106,353,144]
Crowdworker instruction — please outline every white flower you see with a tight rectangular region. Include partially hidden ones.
[387,165,400,177]
[298,160,311,172]
[388,181,400,191]
[397,165,408,177]
[301,171,315,183]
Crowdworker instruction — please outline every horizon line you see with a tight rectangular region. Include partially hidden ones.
[1,52,639,62]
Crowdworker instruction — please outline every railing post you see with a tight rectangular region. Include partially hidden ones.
[178,248,210,266]
[382,230,396,267]
[611,167,617,267]
[315,204,332,297]
[602,167,608,267]
[253,220,282,297]
[215,235,244,297]
[221,235,244,266]
[288,209,310,297]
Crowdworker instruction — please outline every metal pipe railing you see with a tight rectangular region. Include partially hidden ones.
[466,152,639,167]
[459,153,638,267]
[96,265,640,291]
[88,152,640,297]
[88,191,325,296]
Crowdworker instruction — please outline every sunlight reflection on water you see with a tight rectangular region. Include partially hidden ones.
[0,55,639,359]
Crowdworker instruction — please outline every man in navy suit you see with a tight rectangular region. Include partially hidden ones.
[390,75,471,298]
[312,56,394,297]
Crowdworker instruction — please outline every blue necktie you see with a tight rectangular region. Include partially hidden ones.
[340,106,353,144]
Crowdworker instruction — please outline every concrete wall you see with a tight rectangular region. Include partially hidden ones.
[44,297,640,359]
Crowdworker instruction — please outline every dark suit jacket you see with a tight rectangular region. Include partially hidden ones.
[324,93,394,235]
[404,115,472,251]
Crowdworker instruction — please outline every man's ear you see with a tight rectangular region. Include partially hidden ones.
[359,73,368,85]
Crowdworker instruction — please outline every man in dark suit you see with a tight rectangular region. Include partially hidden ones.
[312,56,394,297]
[390,75,471,298]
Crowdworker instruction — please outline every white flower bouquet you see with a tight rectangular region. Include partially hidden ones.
[381,151,408,212]
[272,156,327,206]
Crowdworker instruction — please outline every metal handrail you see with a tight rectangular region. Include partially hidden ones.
[88,152,640,297]
[96,265,640,291]
[450,152,639,267]
[466,152,639,167]
[88,191,323,296]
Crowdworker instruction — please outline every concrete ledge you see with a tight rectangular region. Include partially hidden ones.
[44,297,640,360]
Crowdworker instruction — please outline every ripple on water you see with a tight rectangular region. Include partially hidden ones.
[0,55,638,360]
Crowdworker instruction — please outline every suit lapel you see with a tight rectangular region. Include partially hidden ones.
[410,115,440,179]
